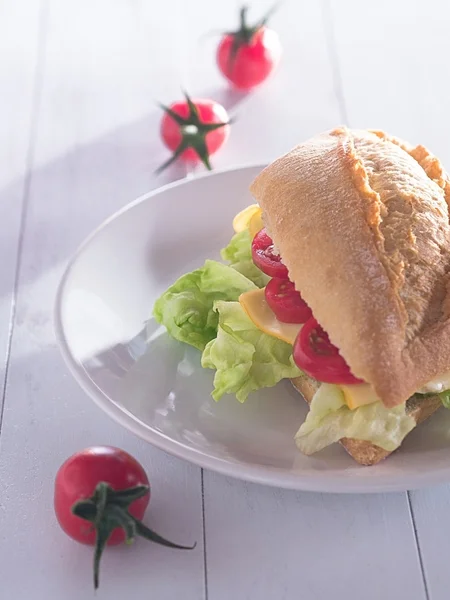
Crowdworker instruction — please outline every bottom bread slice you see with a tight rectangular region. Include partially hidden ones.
[290,374,442,466]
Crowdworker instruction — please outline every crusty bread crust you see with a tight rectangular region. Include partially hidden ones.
[250,127,450,408]
[290,374,442,466]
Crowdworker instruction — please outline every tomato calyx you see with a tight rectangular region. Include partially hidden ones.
[72,481,195,589]
[157,91,231,173]
[226,5,278,70]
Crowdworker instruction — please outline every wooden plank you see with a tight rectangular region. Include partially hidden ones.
[329,0,450,160]
[201,1,426,598]
[407,485,450,600]
[204,475,426,600]
[0,1,42,423]
[331,2,450,599]
[0,1,204,598]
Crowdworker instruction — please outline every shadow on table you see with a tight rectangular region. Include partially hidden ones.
[0,81,254,300]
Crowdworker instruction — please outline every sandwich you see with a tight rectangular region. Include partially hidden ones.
[153,127,450,465]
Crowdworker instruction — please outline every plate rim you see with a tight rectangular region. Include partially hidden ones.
[54,164,450,494]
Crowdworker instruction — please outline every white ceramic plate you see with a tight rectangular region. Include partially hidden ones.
[55,165,450,493]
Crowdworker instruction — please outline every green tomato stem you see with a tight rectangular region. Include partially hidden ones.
[71,481,195,590]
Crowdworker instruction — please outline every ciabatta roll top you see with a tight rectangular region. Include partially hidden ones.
[250,127,450,407]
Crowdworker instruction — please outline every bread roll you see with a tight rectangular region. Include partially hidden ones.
[250,127,450,407]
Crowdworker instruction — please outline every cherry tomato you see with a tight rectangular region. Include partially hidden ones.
[159,93,230,172]
[293,318,363,385]
[54,446,149,546]
[54,446,194,590]
[251,228,289,279]
[265,278,312,324]
[217,7,282,90]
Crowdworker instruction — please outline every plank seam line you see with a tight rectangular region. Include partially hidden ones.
[201,468,209,600]
[321,0,349,125]
[0,0,49,437]
[407,491,430,600]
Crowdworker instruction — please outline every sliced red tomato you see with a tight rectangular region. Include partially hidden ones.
[251,228,289,279]
[265,278,312,324]
[293,318,363,384]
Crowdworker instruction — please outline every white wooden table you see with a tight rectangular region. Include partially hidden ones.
[1,1,449,598]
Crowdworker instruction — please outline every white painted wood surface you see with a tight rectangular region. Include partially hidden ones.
[0,1,42,425]
[0,1,449,598]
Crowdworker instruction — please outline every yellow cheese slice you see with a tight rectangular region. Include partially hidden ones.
[248,210,264,238]
[239,288,302,345]
[339,383,380,410]
[232,204,261,233]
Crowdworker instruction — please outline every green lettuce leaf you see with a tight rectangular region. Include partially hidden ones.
[294,383,416,454]
[201,300,301,402]
[221,230,269,288]
[153,260,257,351]
[439,389,450,408]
